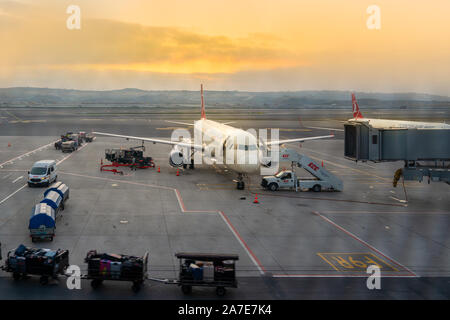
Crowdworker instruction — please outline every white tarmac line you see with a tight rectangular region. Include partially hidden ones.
[0,140,58,167]
[0,142,90,208]
[0,184,27,206]
[12,176,23,183]
[218,211,265,275]
[58,171,266,275]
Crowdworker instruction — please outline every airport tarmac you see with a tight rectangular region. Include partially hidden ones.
[0,107,449,299]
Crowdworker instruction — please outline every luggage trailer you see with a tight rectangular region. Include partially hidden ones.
[1,245,69,285]
[83,250,149,292]
[1,245,240,296]
[148,253,239,297]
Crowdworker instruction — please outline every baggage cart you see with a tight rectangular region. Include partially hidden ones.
[175,252,239,296]
[84,250,149,292]
[2,244,69,285]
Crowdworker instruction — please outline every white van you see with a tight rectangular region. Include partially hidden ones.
[28,160,58,187]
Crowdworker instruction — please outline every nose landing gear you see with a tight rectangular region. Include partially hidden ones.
[236,173,245,190]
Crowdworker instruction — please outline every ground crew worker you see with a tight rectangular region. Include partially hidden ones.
[132,156,137,171]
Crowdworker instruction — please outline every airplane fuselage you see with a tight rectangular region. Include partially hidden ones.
[194,119,261,174]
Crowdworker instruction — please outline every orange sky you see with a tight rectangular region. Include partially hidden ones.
[1,0,449,94]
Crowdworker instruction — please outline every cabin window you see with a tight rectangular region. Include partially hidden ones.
[237,144,257,151]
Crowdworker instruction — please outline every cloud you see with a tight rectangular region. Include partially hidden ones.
[0,0,449,95]
[0,3,300,73]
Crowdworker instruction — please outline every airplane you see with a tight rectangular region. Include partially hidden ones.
[93,85,334,189]
[348,93,450,129]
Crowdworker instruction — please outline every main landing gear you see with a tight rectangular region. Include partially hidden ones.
[183,159,195,170]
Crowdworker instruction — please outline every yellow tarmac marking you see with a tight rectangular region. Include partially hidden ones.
[9,120,47,124]
[197,182,259,191]
[318,252,398,272]
[317,253,339,271]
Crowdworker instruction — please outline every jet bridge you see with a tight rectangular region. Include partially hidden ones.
[344,122,450,185]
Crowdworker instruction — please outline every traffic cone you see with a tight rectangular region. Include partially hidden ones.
[157,166,160,173]
[253,194,259,204]
[176,168,180,176]
[8,142,11,147]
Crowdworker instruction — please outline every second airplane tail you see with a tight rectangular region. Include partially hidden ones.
[351,93,364,119]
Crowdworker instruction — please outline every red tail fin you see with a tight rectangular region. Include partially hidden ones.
[351,93,363,119]
[200,84,206,119]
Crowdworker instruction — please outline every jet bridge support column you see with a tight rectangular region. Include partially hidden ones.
[394,161,450,186]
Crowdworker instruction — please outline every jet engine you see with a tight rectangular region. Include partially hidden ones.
[169,147,184,167]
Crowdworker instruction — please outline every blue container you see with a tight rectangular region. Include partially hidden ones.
[44,182,62,197]
[29,203,56,230]
[40,191,62,211]
[44,182,69,202]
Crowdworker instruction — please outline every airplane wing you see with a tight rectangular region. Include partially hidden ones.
[305,126,344,132]
[92,131,203,150]
[165,120,195,126]
[165,120,236,126]
[265,134,334,146]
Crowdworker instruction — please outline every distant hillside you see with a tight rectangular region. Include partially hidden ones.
[0,87,449,109]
